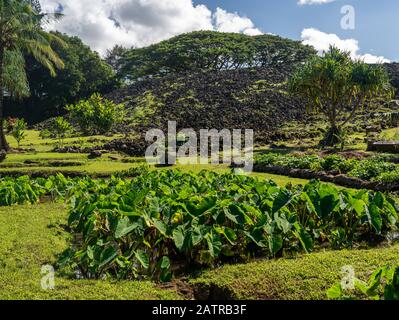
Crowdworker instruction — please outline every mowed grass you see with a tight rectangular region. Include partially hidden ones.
[191,245,399,300]
[7,130,123,153]
[0,203,181,300]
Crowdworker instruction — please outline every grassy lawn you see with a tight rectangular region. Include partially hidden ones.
[0,130,309,185]
[191,245,399,300]
[0,203,181,300]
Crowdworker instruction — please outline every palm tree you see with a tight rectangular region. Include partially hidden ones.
[289,46,392,147]
[0,0,65,151]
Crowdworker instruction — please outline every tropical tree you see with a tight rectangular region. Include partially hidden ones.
[289,46,392,147]
[9,32,118,122]
[0,0,64,151]
[119,31,316,81]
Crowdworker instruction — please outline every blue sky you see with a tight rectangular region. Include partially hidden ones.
[41,0,396,62]
[194,0,399,62]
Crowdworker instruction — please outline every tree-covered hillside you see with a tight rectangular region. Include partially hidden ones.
[117,31,317,81]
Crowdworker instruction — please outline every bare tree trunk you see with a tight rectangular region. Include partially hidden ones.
[0,45,10,152]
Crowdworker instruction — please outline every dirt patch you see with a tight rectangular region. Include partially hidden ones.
[158,278,195,300]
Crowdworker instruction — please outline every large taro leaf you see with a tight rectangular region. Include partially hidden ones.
[115,216,140,239]
[204,231,222,258]
[384,266,399,300]
[172,225,192,252]
[306,183,339,219]
[135,249,150,269]
[365,204,382,234]
[214,226,237,245]
[293,222,314,253]
[268,234,283,256]
[244,228,267,248]
[172,226,185,251]
[187,196,217,216]
[224,204,253,226]
[272,189,294,214]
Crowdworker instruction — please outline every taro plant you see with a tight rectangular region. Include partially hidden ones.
[57,170,399,282]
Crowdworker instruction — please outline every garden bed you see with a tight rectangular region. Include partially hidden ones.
[253,153,399,191]
[253,163,399,191]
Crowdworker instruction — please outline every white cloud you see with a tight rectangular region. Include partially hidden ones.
[40,0,262,55]
[298,0,336,5]
[213,8,262,36]
[301,28,390,63]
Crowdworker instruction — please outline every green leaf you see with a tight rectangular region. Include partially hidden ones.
[159,256,170,270]
[135,250,150,269]
[327,283,343,299]
[99,246,118,268]
[173,226,187,251]
[214,226,237,245]
[268,234,283,256]
[205,232,222,258]
[115,216,138,239]
[153,219,168,236]
[272,189,293,213]
[293,222,314,253]
[366,204,382,233]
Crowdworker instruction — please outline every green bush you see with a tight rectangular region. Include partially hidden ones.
[66,93,125,135]
[11,118,27,148]
[379,170,399,184]
[322,155,356,173]
[348,159,397,181]
[53,117,72,147]
[255,153,398,183]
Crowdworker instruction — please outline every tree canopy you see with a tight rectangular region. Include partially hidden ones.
[5,32,119,122]
[118,31,317,81]
[289,46,392,146]
[0,0,64,150]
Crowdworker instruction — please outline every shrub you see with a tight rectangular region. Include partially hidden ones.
[52,117,72,147]
[11,118,27,148]
[379,170,399,184]
[348,159,397,181]
[66,93,125,135]
[322,155,356,173]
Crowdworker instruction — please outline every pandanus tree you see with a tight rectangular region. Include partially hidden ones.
[289,46,392,147]
[0,0,64,151]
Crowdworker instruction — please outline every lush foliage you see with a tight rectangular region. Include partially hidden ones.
[119,31,316,81]
[0,0,64,150]
[66,93,125,135]
[0,170,397,282]
[327,264,399,300]
[289,47,392,146]
[50,117,72,147]
[11,118,26,148]
[255,153,399,183]
[57,170,399,281]
[6,32,119,122]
